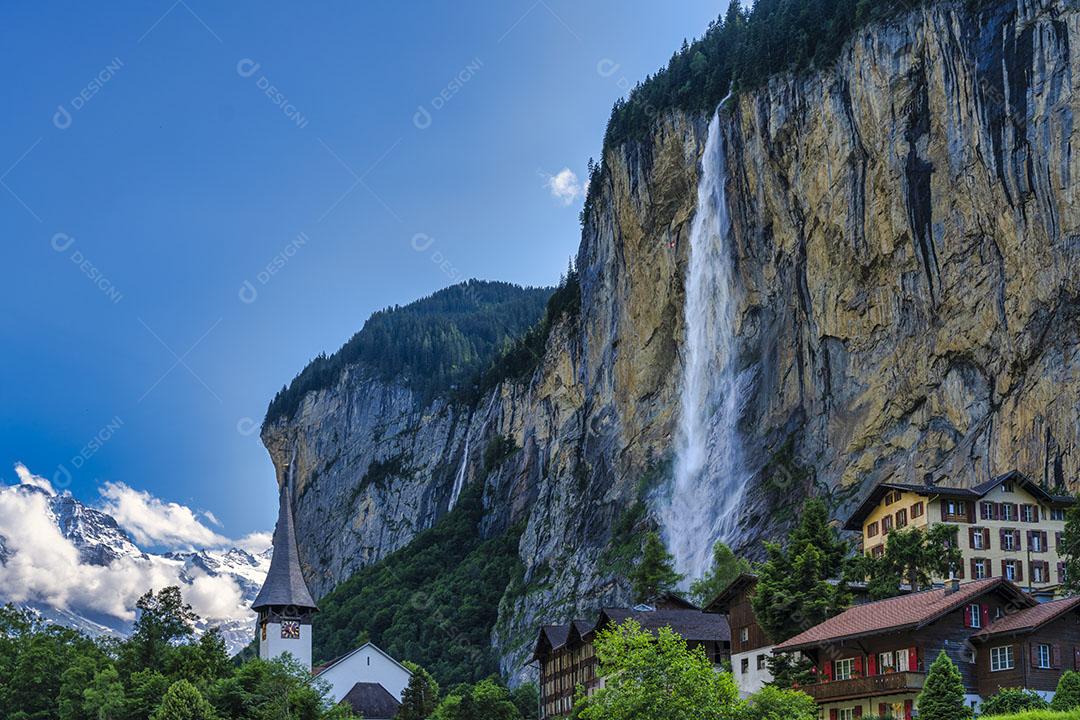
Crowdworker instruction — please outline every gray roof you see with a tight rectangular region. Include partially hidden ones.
[252,484,318,611]
[340,682,401,719]
[594,607,731,643]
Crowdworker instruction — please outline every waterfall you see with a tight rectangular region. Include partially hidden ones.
[448,436,470,510]
[448,393,498,511]
[661,109,750,580]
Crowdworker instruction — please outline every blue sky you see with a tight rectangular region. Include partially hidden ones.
[1,0,722,544]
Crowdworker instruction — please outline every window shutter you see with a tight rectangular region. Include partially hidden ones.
[823,661,832,681]
[941,502,948,521]
[868,654,877,676]
[970,558,977,578]
[1016,561,1024,582]
[1012,502,1020,519]
[993,502,1002,520]
[1032,645,1040,668]
[879,704,887,717]
[905,699,913,720]
[981,605,990,628]
[968,527,975,548]
[854,706,863,719]
[1027,530,1034,548]
[1014,529,1022,549]
[1000,528,1008,548]
[909,647,919,671]
[1002,559,1008,578]
[1054,645,1062,669]
[984,528,991,548]
[985,557,992,577]
[964,606,973,628]
[830,710,838,720]
[1042,531,1049,553]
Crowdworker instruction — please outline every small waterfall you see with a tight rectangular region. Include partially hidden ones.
[661,108,750,580]
[448,393,498,511]
[448,436,470,510]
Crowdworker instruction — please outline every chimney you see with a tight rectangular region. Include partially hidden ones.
[944,578,960,595]
[923,472,935,488]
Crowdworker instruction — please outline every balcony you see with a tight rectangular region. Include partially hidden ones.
[799,672,927,702]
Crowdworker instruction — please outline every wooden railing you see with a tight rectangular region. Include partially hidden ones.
[800,672,927,701]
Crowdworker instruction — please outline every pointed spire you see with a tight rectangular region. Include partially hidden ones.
[252,482,317,611]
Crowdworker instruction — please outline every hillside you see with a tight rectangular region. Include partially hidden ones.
[262,0,1080,684]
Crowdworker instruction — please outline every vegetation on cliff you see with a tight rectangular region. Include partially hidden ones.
[313,480,524,687]
[264,280,553,425]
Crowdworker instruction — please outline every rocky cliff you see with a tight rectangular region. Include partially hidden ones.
[262,0,1080,682]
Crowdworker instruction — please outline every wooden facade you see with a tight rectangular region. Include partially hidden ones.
[531,598,731,718]
[705,574,775,695]
[775,579,1040,719]
[974,598,1080,696]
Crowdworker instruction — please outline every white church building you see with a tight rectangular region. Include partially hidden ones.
[252,484,412,719]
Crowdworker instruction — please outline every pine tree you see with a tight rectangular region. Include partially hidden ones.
[915,651,972,720]
[1062,497,1080,595]
[1052,670,1080,711]
[628,532,684,603]
[689,542,751,606]
[151,680,217,720]
[399,663,440,720]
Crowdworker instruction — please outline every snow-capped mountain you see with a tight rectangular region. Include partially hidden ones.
[0,483,269,655]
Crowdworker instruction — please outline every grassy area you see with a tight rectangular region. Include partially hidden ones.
[984,712,1080,719]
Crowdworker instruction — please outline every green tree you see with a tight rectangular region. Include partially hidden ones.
[151,681,217,720]
[628,532,684,603]
[854,525,963,599]
[399,663,440,720]
[1062,497,1080,595]
[510,684,539,720]
[915,651,972,720]
[430,679,521,720]
[1052,670,1080,711]
[59,655,101,720]
[122,587,197,674]
[764,651,816,691]
[690,542,751,606]
[737,685,817,720]
[978,687,1048,715]
[574,619,740,720]
[123,670,170,720]
[83,666,126,720]
[752,498,849,645]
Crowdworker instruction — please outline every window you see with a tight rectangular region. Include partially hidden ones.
[834,658,855,681]
[867,521,879,538]
[1003,531,1016,551]
[1052,508,1066,521]
[974,559,988,579]
[1033,563,1047,583]
[896,509,908,529]
[882,515,894,534]
[1002,481,1014,492]
[884,490,901,506]
[1037,644,1052,669]
[741,657,749,674]
[878,651,895,673]
[838,709,854,720]
[991,646,1015,672]
[911,501,925,518]
[757,654,767,670]
[981,501,995,520]
[1032,533,1044,552]
[897,648,912,672]
[1002,504,1017,521]
[1005,561,1017,581]
[973,530,985,549]
[740,627,749,643]
[968,604,982,629]
[1021,505,1037,522]
[871,544,884,558]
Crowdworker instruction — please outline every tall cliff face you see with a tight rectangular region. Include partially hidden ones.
[263,0,1079,681]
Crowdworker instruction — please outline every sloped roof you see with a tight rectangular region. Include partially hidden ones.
[774,579,1034,652]
[340,682,401,719]
[593,607,731,643]
[253,484,318,610]
[703,573,758,614]
[843,471,1075,530]
[314,642,413,679]
[978,596,1080,637]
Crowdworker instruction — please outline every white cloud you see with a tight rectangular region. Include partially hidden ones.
[14,462,56,495]
[201,510,223,527]
[0,485,251,623]
[545,168,582,205]
[234,531,273,555]
[98,481,228,550]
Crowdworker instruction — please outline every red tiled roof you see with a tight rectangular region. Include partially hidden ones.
[980,596,1080,637]
[774,579,1032,651]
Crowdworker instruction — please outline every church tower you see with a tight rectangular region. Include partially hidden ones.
[252,483,318,670]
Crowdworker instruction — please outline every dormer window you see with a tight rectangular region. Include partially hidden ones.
[884,490,902,506]
[1002,482,1014,493]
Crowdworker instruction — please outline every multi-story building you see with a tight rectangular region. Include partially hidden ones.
[773,578,1080,717]
[845,471,1074,595]
[704,574,775,696]
[530,595,731,718]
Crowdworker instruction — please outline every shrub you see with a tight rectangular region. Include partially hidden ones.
[980,688,1050,716]
[1053,672,1080,712]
